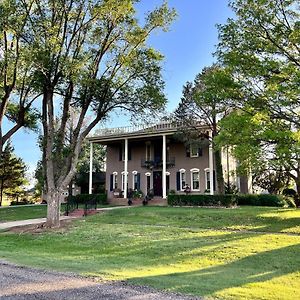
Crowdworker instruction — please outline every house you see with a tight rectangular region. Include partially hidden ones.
[87,122,251,202]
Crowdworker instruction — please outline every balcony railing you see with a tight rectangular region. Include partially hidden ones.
[91,121,204,138]
[141,157,175,169]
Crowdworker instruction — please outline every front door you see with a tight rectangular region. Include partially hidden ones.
[153,171,162,196]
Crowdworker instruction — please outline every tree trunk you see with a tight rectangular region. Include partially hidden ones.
[0,179,4,206]
[45,189,61,227]
[214,149,225,195]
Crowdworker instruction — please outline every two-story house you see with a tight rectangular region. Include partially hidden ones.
[87,122,250,202]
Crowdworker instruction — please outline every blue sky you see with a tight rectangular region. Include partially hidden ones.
[9,0,232,175]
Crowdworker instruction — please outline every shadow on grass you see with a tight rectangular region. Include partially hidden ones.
[127,243,300,297]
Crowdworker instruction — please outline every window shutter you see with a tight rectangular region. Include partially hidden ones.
[213,170,216,191]
[176,172,180,191]
[186,147,190,157]
[137,173,141,190]
[198,148,203,156]
[110,174,113,191]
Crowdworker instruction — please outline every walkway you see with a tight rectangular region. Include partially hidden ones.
[0,206,130,231]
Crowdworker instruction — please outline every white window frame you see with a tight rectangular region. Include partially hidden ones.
[204,168,210,191]
[190,145,199,158]
[121,171,128,191]
[179,168,186,191]
[190,168,200,191]
[132,170,138,190]
[113,171,118,189]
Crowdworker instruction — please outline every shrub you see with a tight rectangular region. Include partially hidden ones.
[10,198,34,206]
[236,194,286,207]
[167,194,237,207]
[67,194,108,205]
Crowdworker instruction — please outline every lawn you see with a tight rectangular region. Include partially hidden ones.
[0,205,47,222]
[0,206,299,300]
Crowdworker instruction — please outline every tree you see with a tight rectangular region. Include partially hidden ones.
[215,0,300,198]
[21,0,176,227]
[0,0,39,154]
[0,140,27,206]
[217,0,300,127]
[174,65,240,194]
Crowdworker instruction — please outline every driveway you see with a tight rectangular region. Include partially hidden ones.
[0,261,201,300]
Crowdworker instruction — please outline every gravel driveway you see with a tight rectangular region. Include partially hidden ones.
[0,261,202,300]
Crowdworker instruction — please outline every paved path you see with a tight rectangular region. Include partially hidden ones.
[0,261,200,300]
[0,206,130,231]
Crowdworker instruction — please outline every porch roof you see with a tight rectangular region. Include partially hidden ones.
[88,122,210,143]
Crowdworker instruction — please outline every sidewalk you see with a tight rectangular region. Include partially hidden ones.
[0,216,77,231]
[0,206,131,231]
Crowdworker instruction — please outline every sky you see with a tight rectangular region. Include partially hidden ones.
[8,0,233,179]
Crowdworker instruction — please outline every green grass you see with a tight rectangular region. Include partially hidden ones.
[0,206,300,300]
[0,205,47,222]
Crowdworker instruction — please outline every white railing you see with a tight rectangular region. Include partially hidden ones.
[91,120,205,138]
[93,122,182,137]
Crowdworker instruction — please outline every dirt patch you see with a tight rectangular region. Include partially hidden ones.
[6,219,75,235]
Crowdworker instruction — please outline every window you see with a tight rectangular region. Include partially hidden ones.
[190,168,200,191]
[190,145,199,157]
[146,143,151,160]
[205,168,216,191]
[113,172,118,189]
[121,171,128,191]
[145,172,151,193]
[179,169,186,191]
[132,171,138,190]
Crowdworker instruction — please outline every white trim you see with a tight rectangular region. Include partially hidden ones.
[209,130,214,195]
[121,171,129,175]
[112,173,118,190]
[180,171,186,191]
[145,172,151,176]
[190,145,199,158]
[190,169,200,191]
[165,171,170,176]
[162,134,167,199]
[179,168,186,173]
[204,169,211,191]
[132,170,138,175]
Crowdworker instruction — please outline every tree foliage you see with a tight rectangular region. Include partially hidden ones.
[17,0,176,226]
[0,0,39,153]
[174,66,240,194]
[0,140,27,205]
[215,0,300,196]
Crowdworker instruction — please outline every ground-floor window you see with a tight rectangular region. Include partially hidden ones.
[190,168,200,191]
[205,169,216,191]
[145,172,151,193]
[113,172,118,189]
[121,172,128,191]
[179,169,186,191]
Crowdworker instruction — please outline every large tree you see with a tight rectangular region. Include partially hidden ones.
[174,65,240,194]
[0,0,39,153]
[215,0,300,196]
[21,0,176,227]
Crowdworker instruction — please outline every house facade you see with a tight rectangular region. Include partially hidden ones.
[87,122,250,201]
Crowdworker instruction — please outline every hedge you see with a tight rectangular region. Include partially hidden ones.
[167,194,237,207]
[236,194,286,207]
[168,193,287,208]
[67,194,108,205]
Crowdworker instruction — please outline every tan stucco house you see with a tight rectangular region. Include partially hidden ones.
[87,122,250,201]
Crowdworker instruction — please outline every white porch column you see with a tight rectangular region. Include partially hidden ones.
[89,142,93,194]
[209,130,214,195]
[162,134,167,199]
[124,138,128,198]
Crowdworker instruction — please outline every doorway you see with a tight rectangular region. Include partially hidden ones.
[153,171,162,196]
